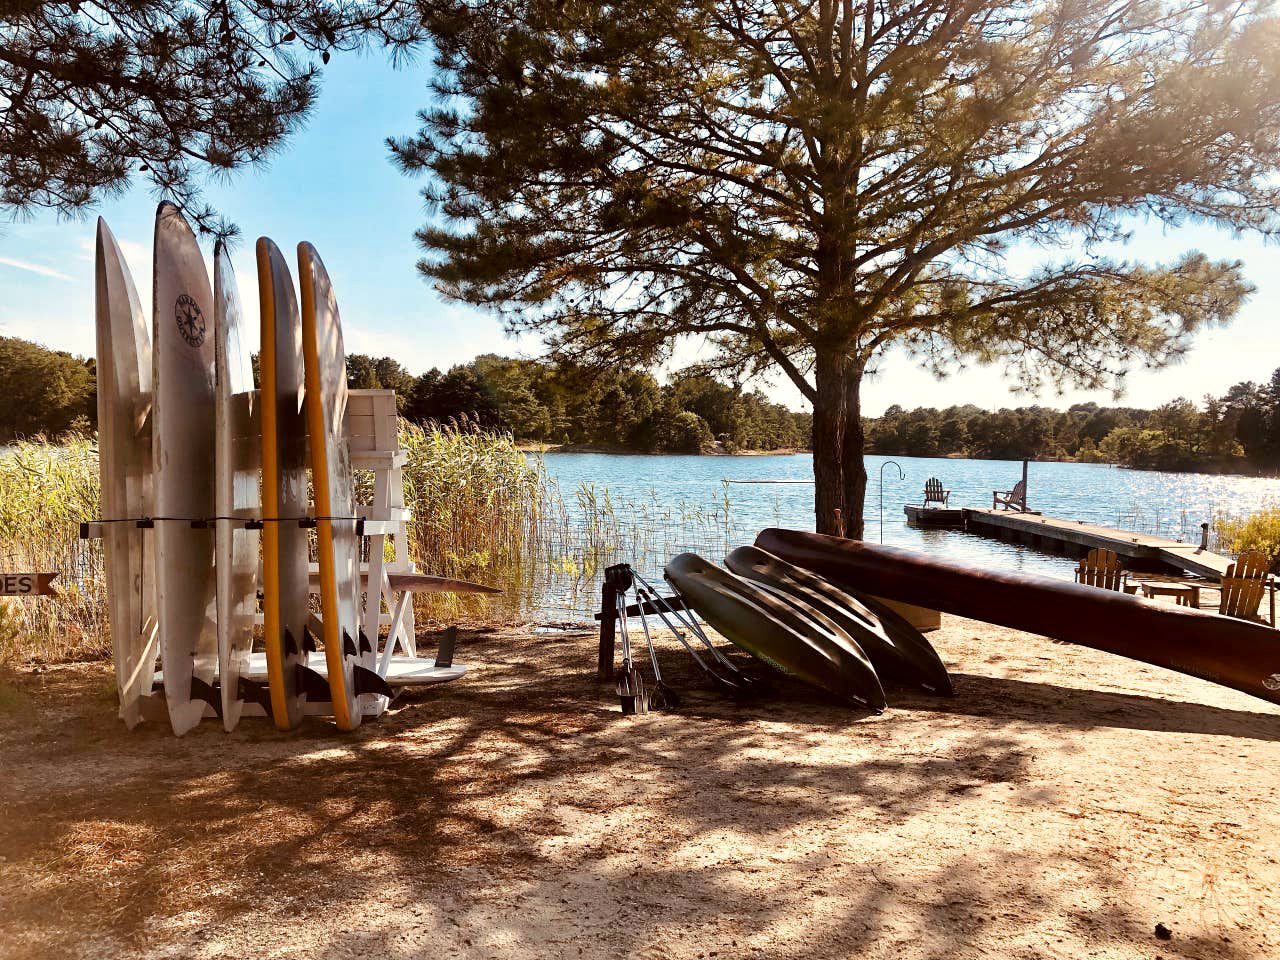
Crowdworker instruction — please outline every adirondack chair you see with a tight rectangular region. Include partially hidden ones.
[1075,548,1127,592]
[993,479,1027,511]
[1219,550,1272,624]
[923,477,950,507]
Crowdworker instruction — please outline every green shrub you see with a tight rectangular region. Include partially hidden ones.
[1214,507,1280,572]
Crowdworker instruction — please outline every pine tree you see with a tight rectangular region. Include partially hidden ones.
[0,0,427,232]
[394,0,1280,535]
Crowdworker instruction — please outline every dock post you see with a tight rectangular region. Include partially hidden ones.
[597,580,617,681]
[1021,459,1029,513]
[1199,522,1209,552]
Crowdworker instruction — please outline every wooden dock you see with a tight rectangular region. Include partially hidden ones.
[905,505,1233,579]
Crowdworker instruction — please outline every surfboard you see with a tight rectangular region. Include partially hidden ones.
[213,243,262,730]
[665,552,886,711]
[95,218,159,729]
[152,202,218,736]
[297,242,370,730]
[257,238,310,730]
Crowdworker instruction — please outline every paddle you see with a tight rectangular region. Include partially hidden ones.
[634,584,759,698]
[631,570,768,698]
[609,565,647,715]
[632,588,681,710]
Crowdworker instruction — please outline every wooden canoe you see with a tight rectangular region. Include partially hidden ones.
[755,528,1280,707]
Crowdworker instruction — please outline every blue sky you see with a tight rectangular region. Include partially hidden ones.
[0,51,1277,417]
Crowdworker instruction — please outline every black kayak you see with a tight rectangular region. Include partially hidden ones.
[664,552,886,711]
[725,545,953,696]
[757,527,1280,708]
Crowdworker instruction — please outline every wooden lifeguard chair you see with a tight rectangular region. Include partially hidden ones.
[344,389,418,662]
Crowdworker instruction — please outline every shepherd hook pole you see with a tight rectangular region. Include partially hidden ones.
[879,460,905,544]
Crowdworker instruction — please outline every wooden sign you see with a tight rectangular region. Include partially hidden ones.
[0,572,59,596]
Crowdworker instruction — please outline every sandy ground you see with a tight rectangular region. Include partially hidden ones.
[1,616,1278,960]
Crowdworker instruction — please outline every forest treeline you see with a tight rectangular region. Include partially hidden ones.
[346,353,813,452]
[7,332,1280,471]
[866,372,1280,471]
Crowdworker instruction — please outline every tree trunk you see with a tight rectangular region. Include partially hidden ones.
[811,350,868,538]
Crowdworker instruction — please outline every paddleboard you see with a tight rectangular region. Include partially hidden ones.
[95,218,159,728]
[152,202,218,735]
[213,243,263,730]
[725,545,953,696]
[298,242,375,730]
[257,237,310,730]
[664,553,885,710]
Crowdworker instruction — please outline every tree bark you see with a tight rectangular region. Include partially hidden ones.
[812,349,868,538]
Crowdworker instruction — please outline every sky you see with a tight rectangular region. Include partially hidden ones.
[1,52,1277,418]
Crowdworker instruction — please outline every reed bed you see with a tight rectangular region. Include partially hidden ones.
[397,420,545,624]
[0,437,106,664]
[0,424,742,665]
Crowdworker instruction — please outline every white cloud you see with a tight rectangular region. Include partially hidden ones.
[0,256,73,282]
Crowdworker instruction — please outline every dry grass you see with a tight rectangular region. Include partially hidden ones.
[0,437,106,664]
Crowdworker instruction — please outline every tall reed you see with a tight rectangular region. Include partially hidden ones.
[397,419,545,623]
[0,437,106,664]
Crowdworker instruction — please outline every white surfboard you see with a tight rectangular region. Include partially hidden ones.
[95,219,159,728]
[298,242,385,729]
[257,238,310,730]
[153,202,218,736]
[214,243,262,731]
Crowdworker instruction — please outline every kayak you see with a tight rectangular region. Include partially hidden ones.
[725,545,953,696]
[664,552,886,711]
[756,528,1280,707]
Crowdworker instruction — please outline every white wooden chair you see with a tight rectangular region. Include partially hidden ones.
[344,389,418,664]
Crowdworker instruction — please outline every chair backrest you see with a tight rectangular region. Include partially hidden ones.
[1221,550,1269,620]
[1009,479,1026,502]
[924,477,945,502]
[1076,548,1123,591]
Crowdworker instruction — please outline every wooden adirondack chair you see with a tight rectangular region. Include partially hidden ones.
[923,477,950,507]
[993,479,1027,511]
[1219,550,1272,623]
[1075,548,1127,592]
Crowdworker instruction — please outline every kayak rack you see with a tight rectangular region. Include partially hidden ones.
[593,571,689,681]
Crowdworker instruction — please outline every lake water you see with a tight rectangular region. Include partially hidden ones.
[527,452,1280,622]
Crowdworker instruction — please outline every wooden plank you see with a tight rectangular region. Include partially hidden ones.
[961,507,1237,579]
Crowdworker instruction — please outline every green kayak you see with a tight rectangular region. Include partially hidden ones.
[664,552,886,711]
[726,545,953,696]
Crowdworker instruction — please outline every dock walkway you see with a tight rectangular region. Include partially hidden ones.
[905,504,1232,579]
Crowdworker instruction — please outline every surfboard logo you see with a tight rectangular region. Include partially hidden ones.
[175,294,206,347]
[1264,673,1280,691]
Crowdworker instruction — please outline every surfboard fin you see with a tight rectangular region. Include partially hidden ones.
[343,629,358,658]
[283,628,299,658]
[352,664,393,699]
[237,676,272,711]
[302,626,317,654]
[189,676,222,717]
[358,628,372,656]
[296,663,330,703]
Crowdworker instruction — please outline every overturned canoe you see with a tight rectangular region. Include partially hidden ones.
[665,552,886,711]
[726,545,953,696]
[755,528,1280,707]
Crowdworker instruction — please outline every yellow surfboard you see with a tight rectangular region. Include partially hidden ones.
[257,238,309,729]
[297,242,368,730]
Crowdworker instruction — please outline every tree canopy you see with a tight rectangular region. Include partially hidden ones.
[0,336,95,442]
[0,0,426,232]
[395,0,1280,535]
